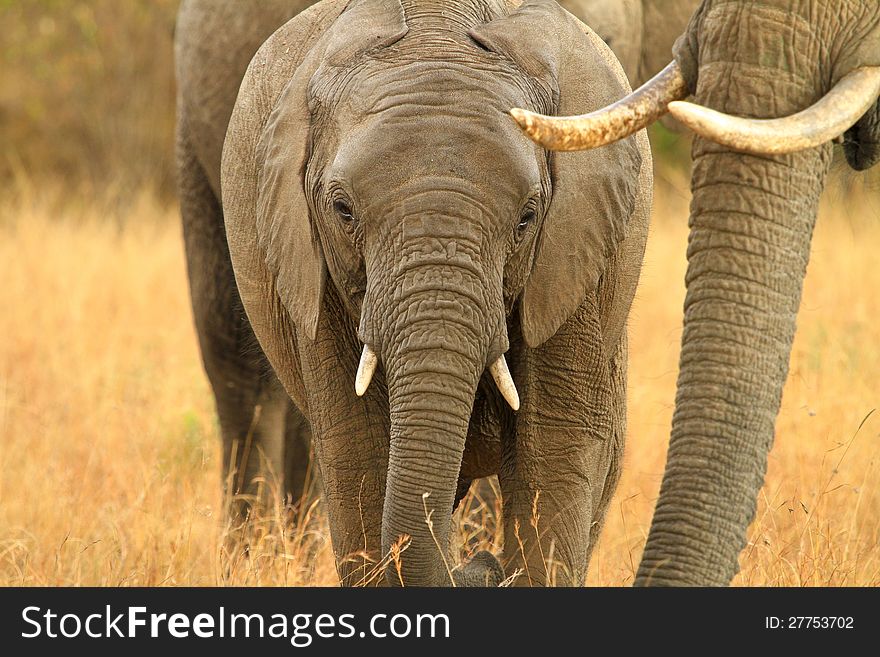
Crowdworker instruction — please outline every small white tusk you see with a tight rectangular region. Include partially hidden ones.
[355,345,378,397]
[489,355,520,412]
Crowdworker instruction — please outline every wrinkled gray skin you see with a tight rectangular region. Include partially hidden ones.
[635,0,880,586]
[178,0,653,587]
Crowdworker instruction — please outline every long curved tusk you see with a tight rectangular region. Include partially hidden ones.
[509,61,689,152]
[355,345,378,397]
[488,355,520,412]
[669,66,880,155]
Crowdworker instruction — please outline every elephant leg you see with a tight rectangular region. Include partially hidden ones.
[215,381,288,521]
[283,402,320,511]
[177,115,288,524]
[499,429,596,586]
[296,294,390,586]
[306,395,388,586]
[500,300,623,586]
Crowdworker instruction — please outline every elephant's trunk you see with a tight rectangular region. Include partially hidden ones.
[636,25,834,585]
[365,234,504,586]
[383,335,482,586]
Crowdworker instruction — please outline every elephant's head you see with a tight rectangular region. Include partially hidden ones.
[512,0,880,585]
[222,0,643,586]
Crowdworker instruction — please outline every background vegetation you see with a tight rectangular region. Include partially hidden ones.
[0,1,877,586]
[1,0,179,199]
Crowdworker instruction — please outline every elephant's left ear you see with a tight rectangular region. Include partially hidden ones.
[470,0,642,348]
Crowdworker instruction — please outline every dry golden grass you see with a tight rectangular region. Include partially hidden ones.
[1,178,878,586]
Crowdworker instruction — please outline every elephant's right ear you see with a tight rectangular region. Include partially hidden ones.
[222,0,407,340]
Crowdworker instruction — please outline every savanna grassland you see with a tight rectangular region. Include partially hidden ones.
[1,175,878,587]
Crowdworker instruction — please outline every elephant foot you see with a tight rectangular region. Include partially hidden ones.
[452,551,505,587]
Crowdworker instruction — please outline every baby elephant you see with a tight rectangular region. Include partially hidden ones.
[212,0,650,586]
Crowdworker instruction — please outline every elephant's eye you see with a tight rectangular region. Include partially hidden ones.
[516,208,537,235]
[333,199,355,224]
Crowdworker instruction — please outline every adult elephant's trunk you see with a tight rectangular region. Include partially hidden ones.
[636,20,834,585]
[362,224,505,587]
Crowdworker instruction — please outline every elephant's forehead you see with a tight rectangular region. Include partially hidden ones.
[328,94,543,190]
[331,58,542,121]
[322,58,547,166]
[315,57,548,207]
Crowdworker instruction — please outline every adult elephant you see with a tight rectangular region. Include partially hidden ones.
[513,0,880,585]
[181,0,654,586]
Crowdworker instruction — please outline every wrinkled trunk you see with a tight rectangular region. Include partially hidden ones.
[383,335,482,586]
[636,34,834,584]
[366,236,499,586]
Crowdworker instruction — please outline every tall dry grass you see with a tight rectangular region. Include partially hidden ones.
[0,179,878,586]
